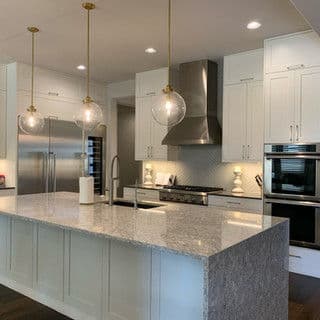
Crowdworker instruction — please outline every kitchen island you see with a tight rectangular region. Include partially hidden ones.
[0,192,288,320]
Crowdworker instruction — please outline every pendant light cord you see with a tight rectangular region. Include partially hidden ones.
[86,7,90,98]
[31,31,35,107]
[168,0,171,87]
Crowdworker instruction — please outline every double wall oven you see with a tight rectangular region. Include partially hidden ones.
[264,143,320,249]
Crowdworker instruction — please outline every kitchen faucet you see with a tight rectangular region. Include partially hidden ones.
[109,155,120,206]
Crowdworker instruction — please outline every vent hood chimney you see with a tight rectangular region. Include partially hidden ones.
[162,60,221,146]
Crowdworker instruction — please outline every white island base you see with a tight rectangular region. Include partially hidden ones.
[0,193,288,320]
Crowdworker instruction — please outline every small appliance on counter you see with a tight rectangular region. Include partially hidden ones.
[160,185,223,206]
[0,174,5,188]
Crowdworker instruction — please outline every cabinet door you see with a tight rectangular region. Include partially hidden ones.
[295,66,320,143]
[0,215,8,274]
[224,49,263,85]
[150,96,168,160]
[136,68,168,98]
[135,97,151,160]
[246,81,264,161]
[222,83,247,162]
[265,31,320,73]
[264,71,295,143]
[108,240,151,320]
[9,219,34,286]
[0,64,6,158]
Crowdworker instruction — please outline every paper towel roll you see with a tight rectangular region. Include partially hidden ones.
[79,176,94,204]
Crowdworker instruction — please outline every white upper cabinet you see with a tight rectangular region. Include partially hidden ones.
[222,83,247,162]
[0,64,6,159]
[136,68,168,98]
[265,31,320,74]
[224,49,264,85]
[246,81,264,161]
[222,50,264,162]
[264,31,320,143]
[295,66,320,143]
[264,71,295,143]
[135,68,168,161]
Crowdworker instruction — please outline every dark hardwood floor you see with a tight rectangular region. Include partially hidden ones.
[0,273,320,319]
[289,273,320,320]
[0,285,70,320]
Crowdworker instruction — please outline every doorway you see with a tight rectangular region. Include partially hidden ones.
[117,103,141,197]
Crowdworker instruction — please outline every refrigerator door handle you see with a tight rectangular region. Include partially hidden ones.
[51,153,57,193]
[43,152,49,193]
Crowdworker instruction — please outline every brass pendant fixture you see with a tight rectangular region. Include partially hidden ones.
[74,2,103,133]
[18,27,45,134]
[151,0,186,127]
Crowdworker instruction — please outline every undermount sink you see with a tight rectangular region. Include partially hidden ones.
[108,200,163,209]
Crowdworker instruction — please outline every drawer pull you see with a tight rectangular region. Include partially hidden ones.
[48,91,59,96]
[289,254,302,259]
[227,201,241,205]
[240,77,254,82]
[146,92,156,96]
[286,64,305,70]
[137,192,146,195]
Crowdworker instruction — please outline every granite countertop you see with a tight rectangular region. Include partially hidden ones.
[126,184,164,190]
[0,187,16,190]
[208,190,262,200]
[0,192,285,259]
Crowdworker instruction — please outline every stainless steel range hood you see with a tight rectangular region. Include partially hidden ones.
[162,60,221,146]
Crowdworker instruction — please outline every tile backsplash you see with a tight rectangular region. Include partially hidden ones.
[143,145,263,194]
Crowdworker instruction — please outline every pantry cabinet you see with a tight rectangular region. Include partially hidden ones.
[0,64,6,158]
[222,50,264,162]
[264,30,320,143]
[135,68,169,161]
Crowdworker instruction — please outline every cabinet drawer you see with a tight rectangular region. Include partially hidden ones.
[289,246,320,278]
[0,189,15,197]
[208,195,262,213]
[265,31,320,74]
[224,49,263,85]
[123,187,160,201]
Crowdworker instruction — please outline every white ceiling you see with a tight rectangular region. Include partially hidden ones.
[0,0,309,83]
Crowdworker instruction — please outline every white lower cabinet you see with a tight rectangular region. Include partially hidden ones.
[289,246,320,279]
[35,224,64,300]
[208,195,263,213]
[0,215,8,274]
[0,217,206,320]
[64,231,104,319]
[123,187,160,201]
[9,219,34,286]
[108,241,151,320]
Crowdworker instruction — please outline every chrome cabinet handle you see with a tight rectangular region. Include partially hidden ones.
[150,146,153,158]
[296,125,300,142]
[286,64,305,70]
[289,254,302,259]
[146,92,156,96]
[247,145,250,160]
[240,77,254,82]
[242,145,245,160]
[43,152,49,193]
[147,147,149,158]
[290,125,293,142]
[53,153,57,193]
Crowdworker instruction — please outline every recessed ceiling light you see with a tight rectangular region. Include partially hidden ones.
[247,21,261,30]
[77,65,86,70]
[145,47,157,54]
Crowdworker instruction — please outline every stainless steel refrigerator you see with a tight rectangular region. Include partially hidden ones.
[18,118,106,195]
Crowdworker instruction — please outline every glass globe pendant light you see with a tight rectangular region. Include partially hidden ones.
[151,0,186,127]
[74,2,103,133]
[18,27,45,135]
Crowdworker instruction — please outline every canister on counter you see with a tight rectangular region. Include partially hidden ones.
[0,175,6,188]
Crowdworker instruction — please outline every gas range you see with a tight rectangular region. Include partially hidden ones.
[160,185,223,206]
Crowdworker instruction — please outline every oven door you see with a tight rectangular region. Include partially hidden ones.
[264,198,320,249]
[264,153,320,201]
